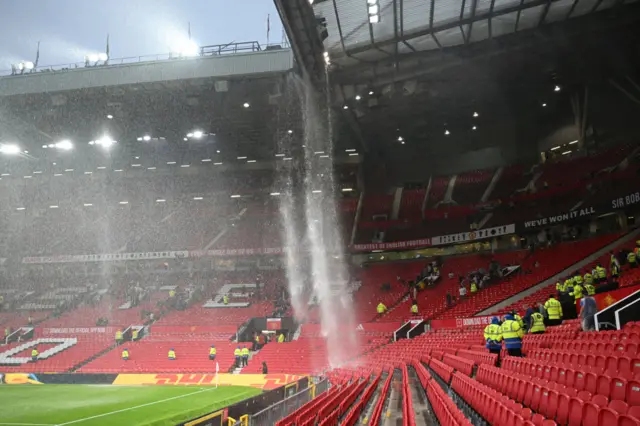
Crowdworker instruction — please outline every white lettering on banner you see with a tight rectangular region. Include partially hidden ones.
[460,316,495,327]
[523,207,596,229]
[431,225,515,246]
[351,239,431,252]
[612,192,640,209]
[43,327,111,334]
[22,248,286,264]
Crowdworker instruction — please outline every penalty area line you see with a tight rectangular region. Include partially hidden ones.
[54,387,216,425]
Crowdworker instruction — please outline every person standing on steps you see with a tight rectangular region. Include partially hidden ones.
[501,314,524,357]
[484,317,503,356]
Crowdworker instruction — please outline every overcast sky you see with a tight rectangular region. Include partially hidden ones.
[0,0,283,70]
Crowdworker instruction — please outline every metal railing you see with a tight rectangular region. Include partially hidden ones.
[0,41,289,77]
[249,379,328,426]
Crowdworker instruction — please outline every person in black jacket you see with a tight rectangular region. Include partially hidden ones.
[262,362,268,374]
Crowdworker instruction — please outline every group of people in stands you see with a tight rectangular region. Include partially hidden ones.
[485,241,640,358]
[485,294,562,358]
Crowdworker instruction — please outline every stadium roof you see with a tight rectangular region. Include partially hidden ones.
[313,0,636,67]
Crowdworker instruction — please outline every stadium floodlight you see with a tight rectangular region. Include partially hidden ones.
[312,190,322,193]
[237,156,247,160]
[398,136,403,142]
[49,205,59,209]
[201,158,212,162]
[216,150,220,153]
[193,196,203,200]
[131,164,141,167]
[355,95,361,101]
[473,112,479,117]
[319,155,329,158]
[569,140,579,145]
[177,40,200,57]
[230,194,241,198]
[16,207,26,211]
[55,140,73,150]
[187,133,194,138]
[345,148,356,152]
[287,129,293,134]
[542,103,547,107]
[54,173,63,176]
[0,144,21,155]
[270,192,281,196]
[180,164,190,168]
[554,85,561,92]
[214,162,222,165]
[94,136,116,148]
[323,51,330,65]
[349,153,359,156]
[64,168,74,172]
[562,150,572,155]
[107,114,113,119]
[550,146,560,151]
[98,53,108,62]
[119,201,129,205]
[147,167,156,170]
[445,130,450,135]
[283,157,293,161]
[142,135,151,142]
[83,203,93,207]
[342,188,353,192]
[167,161,176,165]
[24,61,34,70]
[243,102,250,108]
[275,153,285,157]
[472,126,477,130]
[343,105,349,110]
[88,54,99,63]
[183,138,188,141]
[156,199,166,203]
[247,160,256,163]
[192,130,204,139]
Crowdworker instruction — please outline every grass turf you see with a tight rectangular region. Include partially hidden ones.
[0,384,261,426]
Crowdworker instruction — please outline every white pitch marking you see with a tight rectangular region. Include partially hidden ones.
[55,388,216,425]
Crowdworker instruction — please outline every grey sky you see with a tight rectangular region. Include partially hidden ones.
[0,0,283,69]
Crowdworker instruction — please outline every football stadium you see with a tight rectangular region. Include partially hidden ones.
[1,0,640,425]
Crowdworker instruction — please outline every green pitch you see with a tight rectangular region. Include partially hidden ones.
[0,384,261,426]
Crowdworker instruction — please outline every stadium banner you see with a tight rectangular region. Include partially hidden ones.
[149,325,237,335]
[266,318,281,330]
[189,247,286,257]
[522,206,597,229]
[431,224,515,246]
[519,190,640,231]
[350,239,431,252]
[22,251,189,264]
[430,315,496,330]
[112,373,304,390]
[41,327,119,335]
[576,283,640,315]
